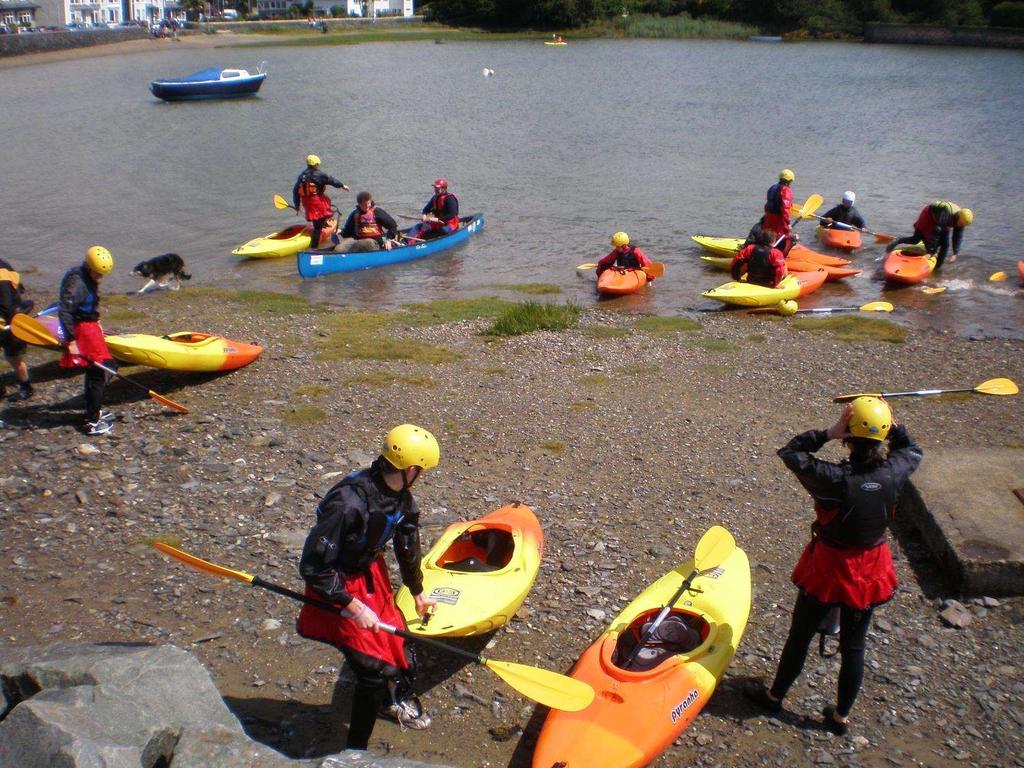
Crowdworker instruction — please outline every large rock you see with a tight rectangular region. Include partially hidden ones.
[0,643,448,768]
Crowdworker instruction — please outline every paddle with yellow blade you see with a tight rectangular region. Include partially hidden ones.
[576,262,666,279]
[273,194,297,211]
[152,542,595,713]
[622,526,736,669]
[773,194,824,249]
[989,271,1008,282]
[10,314,189,414]
[749,301,894,316]
[833,377,1018,402]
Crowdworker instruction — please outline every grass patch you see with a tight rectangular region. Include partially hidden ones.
[105,308,148,324]
[482,365,508,375]
[168,287,321,315]
[293,384,330,398]
[280,404,326,425]
[485,301,581,337]
[746,333,768,343]
[579,373,611,387]
[401,297,513,326]
[614,363,660,376]
[700,363,731,375]
[343,372,434,387]
[634,316,701,336]
[582,325,630,339]
[489,283,562,295]
[699,337,738,353]
[228,25,533,47]
[539,440,566,455]
[315,310,461,363]
[793,316,907,344]
[590,12,758,39]
[570,400,594,413]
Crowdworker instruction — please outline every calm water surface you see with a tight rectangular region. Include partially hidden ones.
[2,39,1022,338]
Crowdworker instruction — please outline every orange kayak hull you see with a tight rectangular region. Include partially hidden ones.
[788,244,852,267]
[883,250,937,285]
[793,268,828,296]
[1018,260,1024,284]
[786,260,862,281]
[816,226,862,250]
[533,547,750,768]
[597,268,648,296]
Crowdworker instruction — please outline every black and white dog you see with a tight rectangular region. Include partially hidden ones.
[131,253,192,294]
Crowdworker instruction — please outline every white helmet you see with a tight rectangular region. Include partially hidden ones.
[842,191,856,205]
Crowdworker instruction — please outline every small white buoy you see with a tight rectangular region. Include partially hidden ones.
[482,67,494,77]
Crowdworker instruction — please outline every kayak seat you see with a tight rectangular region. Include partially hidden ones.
[439,528,515,572]
[613,610,711,672]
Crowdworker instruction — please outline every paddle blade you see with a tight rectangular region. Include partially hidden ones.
[642,262,665,278]
[576,263,597,271]
[153,542,256,583]
[862,301,894,312]
[274,194,292,210]
[989,271,1008,282]
[921,286,946,294]
[11,313,59,347]
[483,659,594,712]
[693,525,735,572]
[872,232,895,244]
[976,377,1018,396]
[794,194,824,219]
[149,390,190,414]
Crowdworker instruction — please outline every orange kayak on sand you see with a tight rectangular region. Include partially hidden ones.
[883,250,937,285]
[816,225,862,250]
[597,268,648,296]
[786,259,862,281]
[532,546,750,768]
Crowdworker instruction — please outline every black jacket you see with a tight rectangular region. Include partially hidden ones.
[821,203,866,230]
[58,265,101,340]
[341,206,399,241]
[0,258,32,323]
[292,168,346,209]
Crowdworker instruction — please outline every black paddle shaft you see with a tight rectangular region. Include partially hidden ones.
[623,567,700,667]
[249,576,484,665]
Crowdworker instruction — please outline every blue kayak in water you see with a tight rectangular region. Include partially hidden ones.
[150,67,267,102]
[296,214,484,278]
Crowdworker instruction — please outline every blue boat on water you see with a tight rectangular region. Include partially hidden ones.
[297,214,484,278]
[150,66,267,102]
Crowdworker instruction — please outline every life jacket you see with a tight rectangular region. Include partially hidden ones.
[430,192,460,229]
[0,267,20,290]
[356,207,384,240]
[318,468,409,572]
[298,170,323,200]
[746,245,776,285]
[765,183,785,215]
[614,245,643,270]
[816,463,897,548]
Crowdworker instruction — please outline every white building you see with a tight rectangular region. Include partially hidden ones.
[63,0,184,24]
[257,0,412,18]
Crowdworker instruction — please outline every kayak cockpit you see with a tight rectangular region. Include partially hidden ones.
[609,609,715,672]
[436,525,516,573]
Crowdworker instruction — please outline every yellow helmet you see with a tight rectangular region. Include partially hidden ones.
[779,169,795,182]
[957,208,973,226]
[847,397,892,442]
[306,154,321,167]
[85,245,114,276]
[611,231,630,248]
[382,424,440,470]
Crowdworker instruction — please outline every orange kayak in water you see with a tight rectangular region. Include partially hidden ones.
[883,250,937,285]
[786,260,862,281]
[597,268,648,296]
[1018,260,1023,284]
[816,225,862,250]
[532,546,750,768]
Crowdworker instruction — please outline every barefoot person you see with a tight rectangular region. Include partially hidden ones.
[297,424,440,749]
[747,398,923,735]
[58,247,116,436]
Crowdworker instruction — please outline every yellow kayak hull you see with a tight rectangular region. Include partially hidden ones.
[104,332,262,372]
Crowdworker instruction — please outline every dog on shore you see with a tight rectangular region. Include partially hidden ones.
[131,253,191,294]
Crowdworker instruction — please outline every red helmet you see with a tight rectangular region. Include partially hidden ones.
[433,178,448,190]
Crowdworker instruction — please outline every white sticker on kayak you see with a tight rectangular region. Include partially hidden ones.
[310,254,324,266]
[670,688,700,724]
[430,587,461,605]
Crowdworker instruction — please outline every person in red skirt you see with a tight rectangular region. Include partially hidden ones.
[58,246,116,436]
[747,397,923,735]
[297,424,440,749]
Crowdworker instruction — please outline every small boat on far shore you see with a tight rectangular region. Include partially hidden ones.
[749,35,783,42]
[150,65,267,102]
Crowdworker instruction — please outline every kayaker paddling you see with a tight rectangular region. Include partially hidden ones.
[885,200,973,268]
[296,424,440,748]
[595,231,654,279]
[747,398,923,736]
[293,154,349,252]
[337,192,400,253]
[730,228,786,288]
[58,246,117,436]
[405,178,460,242]
[0,258,34,402]
[820,191,866,231]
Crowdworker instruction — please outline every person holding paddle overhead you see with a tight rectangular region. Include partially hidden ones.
[297,424,440,749]
[763,169,798,254]
[293,154,349,252]
[885,200,973,268]
[730,228,786,287]
[820,191,866,230]
[405,178,460,242]
[595,231,655,279]
[58,246,117,436]
[0,258,34,402]
[747,398,923,736]
[338,192,400,253]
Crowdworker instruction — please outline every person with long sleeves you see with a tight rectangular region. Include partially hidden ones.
[293,154,349,251]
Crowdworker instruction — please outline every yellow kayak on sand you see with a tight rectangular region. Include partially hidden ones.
[395,502,543,637]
